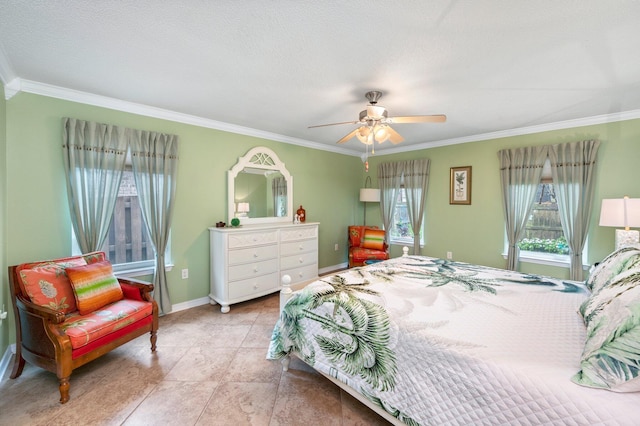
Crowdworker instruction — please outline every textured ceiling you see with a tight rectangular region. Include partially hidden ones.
[2,1,640,155]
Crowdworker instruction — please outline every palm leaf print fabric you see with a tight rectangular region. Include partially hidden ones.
[267,256,640,425]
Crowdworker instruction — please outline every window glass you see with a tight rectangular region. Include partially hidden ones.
[518,183,569,256]
[72,167,166,274]
[101,169,155,265]
[388,187,424,245]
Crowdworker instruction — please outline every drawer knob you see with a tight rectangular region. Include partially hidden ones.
[254,266,259,272]
[253,283,259,290]
[299,258,303,263]
[298,245,303,251]
[253,252,258,258]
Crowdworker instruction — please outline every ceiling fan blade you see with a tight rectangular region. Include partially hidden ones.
[388,114,446,124]
[388,127,404,144]
[308,120,359,128]
[337,128,359,144]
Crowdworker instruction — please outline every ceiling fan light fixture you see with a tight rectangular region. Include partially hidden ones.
[374,124,390,143]
[356,126,371,144]
[367,105,386,119]
[312,91,445,147]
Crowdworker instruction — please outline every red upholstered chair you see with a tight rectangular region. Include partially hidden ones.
[348,225,390,268]
[8,251,158,403]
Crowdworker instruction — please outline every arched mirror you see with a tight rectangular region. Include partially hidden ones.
[228,147,293,225]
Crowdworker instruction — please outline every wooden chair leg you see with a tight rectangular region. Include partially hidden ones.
[58,376,70,404]
[150,330,157,352]
[10,351,26,379]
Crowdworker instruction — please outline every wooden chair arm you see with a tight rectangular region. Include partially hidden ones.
[118,276,154,292]
[118,277,155,303]
[15,295,66,324]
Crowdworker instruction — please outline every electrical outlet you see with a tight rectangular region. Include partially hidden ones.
[446,251,453,260]
[181,269,189,279]
[334,243,339,251]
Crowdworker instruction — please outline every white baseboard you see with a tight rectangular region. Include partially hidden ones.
[165,264,347,315]
[1,265,348,375]
[167,296,211,315]
[0,343,16,383]
[319,262,347,275]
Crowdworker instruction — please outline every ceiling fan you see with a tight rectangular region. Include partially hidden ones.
[309,91,446,146]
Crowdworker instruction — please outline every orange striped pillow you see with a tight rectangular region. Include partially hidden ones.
[66,261,123,315]
[362,229,386,250]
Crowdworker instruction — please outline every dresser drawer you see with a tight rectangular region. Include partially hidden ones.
[228,230,279,248]
[280,239,317,257]
[229,244,278,265]
[282,263,318,283]
[228,259,278,282]
[281,251,317,270]
[228,272,279,300]
[280,226,318,242]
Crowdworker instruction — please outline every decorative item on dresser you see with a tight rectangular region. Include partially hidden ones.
[209,222,319,313]
[228,146,293,226]
[296,205,306,223]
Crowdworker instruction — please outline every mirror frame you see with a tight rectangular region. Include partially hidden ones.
[228,146,293,225]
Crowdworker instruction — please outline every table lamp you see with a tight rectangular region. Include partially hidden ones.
[599,196,640,250]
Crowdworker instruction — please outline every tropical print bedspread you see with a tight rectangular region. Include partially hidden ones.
[267,256,640,425]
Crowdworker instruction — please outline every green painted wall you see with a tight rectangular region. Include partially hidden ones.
[2,92,363,353]
[2,89,639,360]
[0,84,7,356]
[367,119,640,277]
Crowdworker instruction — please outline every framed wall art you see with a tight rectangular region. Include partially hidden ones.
[450,166,472,205]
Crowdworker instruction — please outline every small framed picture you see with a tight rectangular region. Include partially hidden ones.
[450,166,472,205]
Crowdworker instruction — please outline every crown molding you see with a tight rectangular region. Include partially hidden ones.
[383,109,640,155]
[8,79,356,156]
[6,78,640,157]
[0,43,16,86]
[4,78,21,100]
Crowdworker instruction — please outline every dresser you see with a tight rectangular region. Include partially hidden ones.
[209,222,319,312]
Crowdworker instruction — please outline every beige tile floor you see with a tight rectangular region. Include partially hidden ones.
[0,293,390,425]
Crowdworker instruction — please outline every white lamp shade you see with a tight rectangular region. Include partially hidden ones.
[360,188,380,202]
[373,124,390,143]
[599,198,640,228]
[356,126,373,145]
[237,202,250,213]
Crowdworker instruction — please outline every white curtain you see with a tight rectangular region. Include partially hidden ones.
[378,159,430,252]
[403,159,430,254]
[62,118,129,253]
[549,140,600,280]
[130,130,179,315]
[498,145,549,271]
[378,162,404,243]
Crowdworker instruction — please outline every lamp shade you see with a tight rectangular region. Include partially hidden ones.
[359,188,380,202]
[599,198,640,228]
[356,126,373,145]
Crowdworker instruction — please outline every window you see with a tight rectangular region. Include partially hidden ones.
[517,183,569,258]
[510,161,586,268]
[388,186,424,246]
[101,169,155,266]
[72,167,171,276]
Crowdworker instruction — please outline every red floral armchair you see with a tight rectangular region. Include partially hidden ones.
[8,251,158,403]
[348,225,390,268]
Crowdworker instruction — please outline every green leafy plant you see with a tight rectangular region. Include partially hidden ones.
[518,236,569,255]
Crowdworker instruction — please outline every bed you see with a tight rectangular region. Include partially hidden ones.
[267,248,640,425]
